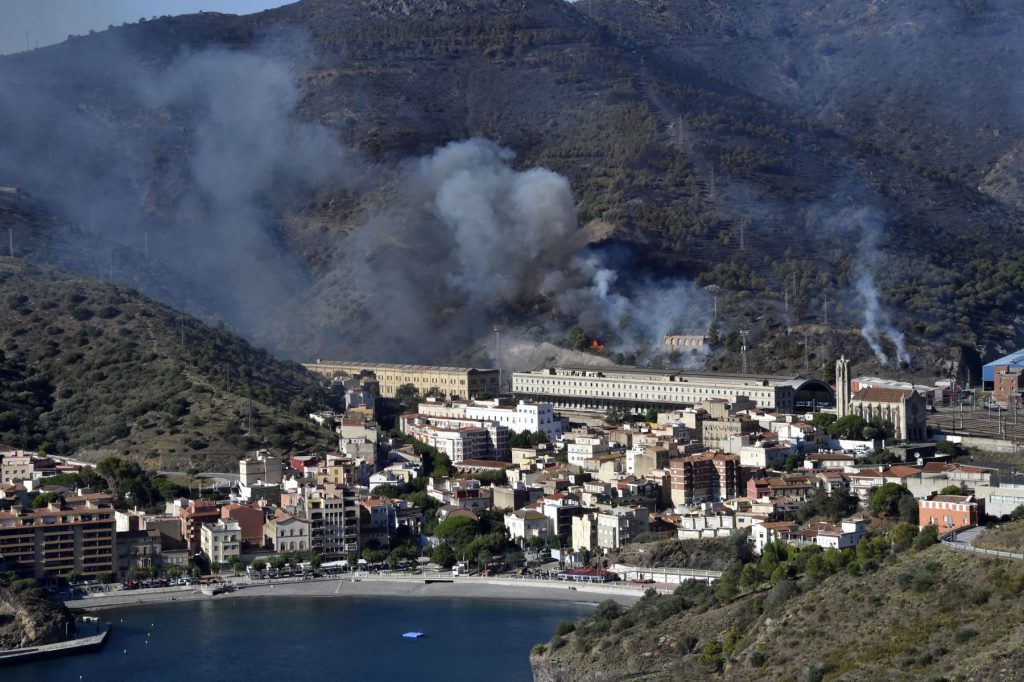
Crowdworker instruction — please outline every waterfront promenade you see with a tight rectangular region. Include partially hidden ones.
[67,572,656,611]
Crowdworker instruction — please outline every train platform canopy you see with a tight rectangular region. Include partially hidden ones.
[983,349,1024,383]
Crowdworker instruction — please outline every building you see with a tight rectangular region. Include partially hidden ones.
[302,485,360,558]
[263,510,311,553]
[595,506,650,551]
[751,519,866,554]
[201,519,241,566]
[417,398,564,440]
[178,500,221,554]
[221,503,266,548]
[993,365,1024,406]
[983,349,1024,389]
[0,454,33,484]
[0,500,115,579]
[837,357,928,441]
[401,414,509,462]
[849,387,928,442]
[239,451,283,486]
[316,457,360,487]
[505,509,550,544]
[512,365,833,414]
[115,529,162,579]
[303,361,499,400]
[918,493,983,533]
[669,453,741,507]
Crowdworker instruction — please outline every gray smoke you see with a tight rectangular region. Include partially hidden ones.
[0,32,710,365]
[820,205,910,367]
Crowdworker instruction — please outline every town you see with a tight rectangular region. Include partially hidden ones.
[2,351,1022,600]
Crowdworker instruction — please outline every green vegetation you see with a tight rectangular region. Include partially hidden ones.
[0,262,334,470]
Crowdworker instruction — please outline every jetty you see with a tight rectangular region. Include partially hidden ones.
[0,618,111,666]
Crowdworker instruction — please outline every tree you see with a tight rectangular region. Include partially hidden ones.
[31,492,64,508]
[310,555,323,571]
[914,525,940,550]
[890,522,919,552]
[940,484,969,496]
[229,557,245,575]
[395,383,420,409]
[1011,505,1024,521]
[527,535,547,550]
[250,560,267,574]
[268,555,287,570]
[810,413,837,429]
[430,543,456,568]
[715,568,739,604]
[869,483,910,517]
[828,415,868,440]
[372,484,404,499]
[783,454,802,472]
[166,566,183,580]
[898,492,919,524]
[435,516,480,548]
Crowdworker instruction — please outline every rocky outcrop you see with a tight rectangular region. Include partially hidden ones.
[0,580,75,651]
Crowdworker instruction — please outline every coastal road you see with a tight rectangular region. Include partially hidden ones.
[157,471,239,488]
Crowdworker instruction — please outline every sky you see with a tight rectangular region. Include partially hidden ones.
[1,0,287,55]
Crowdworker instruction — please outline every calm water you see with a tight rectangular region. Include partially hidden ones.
[6,596,593,682]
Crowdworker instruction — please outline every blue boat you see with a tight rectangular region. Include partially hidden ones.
[402,632,425,639]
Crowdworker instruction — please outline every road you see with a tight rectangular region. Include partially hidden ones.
[157,471,239,488]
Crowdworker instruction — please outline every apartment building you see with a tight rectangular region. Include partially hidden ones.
[669,453,742,507]
[239,451,283,486]
[401,414,509,462]
[178,500,221,553]
[303,485,359,558]
[0,500,116,579]
[918,493,983,533]
[201,519,241,566]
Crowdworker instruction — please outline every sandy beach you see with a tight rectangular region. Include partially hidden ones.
[67,575,648,612]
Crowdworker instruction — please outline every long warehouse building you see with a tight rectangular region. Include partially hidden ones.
[304,361,500,400]
[512,365,833,414]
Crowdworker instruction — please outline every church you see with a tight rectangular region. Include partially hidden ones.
[835,356,928,442]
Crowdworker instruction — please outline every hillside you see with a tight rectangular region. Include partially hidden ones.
[532,544,1024,681]
[0,260,334,471]
[1,0,1023,377]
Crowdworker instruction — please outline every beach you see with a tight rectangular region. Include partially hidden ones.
[67,574,650,611]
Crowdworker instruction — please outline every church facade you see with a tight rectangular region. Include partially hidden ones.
[836,356,928,442]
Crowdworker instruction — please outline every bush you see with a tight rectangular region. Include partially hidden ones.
[530,643,547,656]
[953,627,978,644]
[553,621,576,637]
[749,651,766,668]
[914,525,939,550]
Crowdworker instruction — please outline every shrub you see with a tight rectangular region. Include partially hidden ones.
[530,643,547,656]
[953,627,978,644]
[553,621,576,637]
[749,651,766,668]
[914,525,939,550]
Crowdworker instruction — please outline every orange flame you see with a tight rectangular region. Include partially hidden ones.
[590,339,606,351]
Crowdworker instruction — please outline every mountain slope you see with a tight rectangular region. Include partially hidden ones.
[532,545,1024,681]
[1,0,1023,376]
[0,260,333,470]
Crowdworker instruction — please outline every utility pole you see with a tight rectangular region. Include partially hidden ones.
[803,333,809,371]
[179,312,184,357]
[823,294,829,326]
[713,295,718,321]
[740,330,749,374]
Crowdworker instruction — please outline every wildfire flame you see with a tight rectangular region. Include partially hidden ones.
[590,338,606,351]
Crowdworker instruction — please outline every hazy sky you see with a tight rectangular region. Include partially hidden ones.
[1,0,288,55]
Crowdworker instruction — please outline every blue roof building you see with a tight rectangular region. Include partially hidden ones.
[983,349,1024,384]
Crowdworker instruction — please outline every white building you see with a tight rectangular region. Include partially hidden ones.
[239,451,283,486]
[400,414,509,462]
[201,519,241,566]
[505,509,550,544]
[417,398,564,440]
[595,506,650,551]
[566,434,616,467]
[513,365,834,414]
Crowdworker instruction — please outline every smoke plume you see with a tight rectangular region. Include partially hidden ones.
[0,34,709,367]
